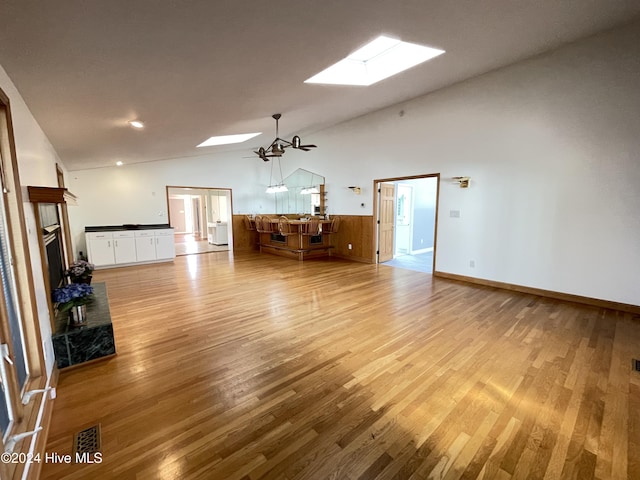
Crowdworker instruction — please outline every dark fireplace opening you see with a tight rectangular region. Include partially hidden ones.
[44,231,64,290]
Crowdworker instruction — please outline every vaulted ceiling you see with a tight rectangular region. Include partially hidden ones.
[1,1,639,170]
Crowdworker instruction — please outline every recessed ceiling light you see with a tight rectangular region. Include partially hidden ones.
[116,161,123,166]
[129,120,145,129]
[305,35,444,86]
[196,132,261,148]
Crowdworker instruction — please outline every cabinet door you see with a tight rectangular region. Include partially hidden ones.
[135,236,156,262]
[88,237,115,266]
[154,233,175,260]
[113,237,137,264]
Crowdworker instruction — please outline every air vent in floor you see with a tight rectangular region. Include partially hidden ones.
[73,424,101,456]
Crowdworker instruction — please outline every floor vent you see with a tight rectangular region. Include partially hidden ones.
[73,424,101,456]
[634,359,640,373]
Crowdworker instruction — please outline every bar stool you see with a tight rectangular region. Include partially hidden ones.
[302,216,321,236]
[262,216,275,233]
[325,215,340,234]
[278,216,296,237]
[243,214,256,231]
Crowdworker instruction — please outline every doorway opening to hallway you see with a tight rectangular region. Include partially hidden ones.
[166,186,233,256]
[374,174,439,273]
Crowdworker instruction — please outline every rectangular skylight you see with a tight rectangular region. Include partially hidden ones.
[305,35,444,86]
[196,132,261,148]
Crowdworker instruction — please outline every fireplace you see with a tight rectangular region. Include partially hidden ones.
[44,230,64,290]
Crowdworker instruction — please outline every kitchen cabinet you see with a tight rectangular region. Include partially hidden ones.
[134,231,156,262]
[113,231,137,264]
[86,227,175,268]
[207,222,228,245]
[86,232,115,266]
[154,230,176,259]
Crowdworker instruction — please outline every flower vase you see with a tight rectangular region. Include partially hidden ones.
[69,304,87,325]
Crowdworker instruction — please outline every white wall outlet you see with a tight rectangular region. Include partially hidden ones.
[469,260,475,268]
[450,210,461,218]
[348,243,353,250]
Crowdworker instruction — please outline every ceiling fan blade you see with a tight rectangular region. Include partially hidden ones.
[254,147,272,162]
[291,136,316,150]
[298,144,317,151]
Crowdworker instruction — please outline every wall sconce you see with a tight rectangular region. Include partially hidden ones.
[348,186,362,195]
[452,176,470,188]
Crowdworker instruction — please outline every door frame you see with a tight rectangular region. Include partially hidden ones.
[166,185,234,245]
[373,173,440,271]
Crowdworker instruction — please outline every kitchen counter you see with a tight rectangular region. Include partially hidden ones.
[85,223,171,232]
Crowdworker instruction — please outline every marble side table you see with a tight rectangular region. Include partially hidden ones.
[52,282,116,368]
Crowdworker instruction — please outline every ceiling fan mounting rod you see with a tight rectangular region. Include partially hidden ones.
[272,113,281,138]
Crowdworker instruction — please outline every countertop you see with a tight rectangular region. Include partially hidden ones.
[85,224,172,232]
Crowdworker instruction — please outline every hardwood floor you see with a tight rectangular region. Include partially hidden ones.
[42,251,640,479]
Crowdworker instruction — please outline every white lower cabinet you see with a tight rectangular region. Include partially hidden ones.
[154,230,176,259]
[86,233,115,266]
[113,231,137,264]
[134,231,156,262]
[87,228,175,267]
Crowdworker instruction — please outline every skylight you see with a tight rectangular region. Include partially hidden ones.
[305,35,444,86]
[196,132,261,148]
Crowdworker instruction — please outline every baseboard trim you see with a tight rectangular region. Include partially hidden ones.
[433,271,640,315]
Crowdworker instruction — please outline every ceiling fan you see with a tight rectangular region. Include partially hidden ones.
[254,113,317,161]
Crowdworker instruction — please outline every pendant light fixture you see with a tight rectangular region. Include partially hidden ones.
[266,158,288,194]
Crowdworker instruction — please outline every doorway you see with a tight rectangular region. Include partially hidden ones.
[374,174,439,273]
[166,186,233,256]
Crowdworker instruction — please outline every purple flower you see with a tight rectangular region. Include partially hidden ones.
[65,260,95,279]
[52,283,93,312]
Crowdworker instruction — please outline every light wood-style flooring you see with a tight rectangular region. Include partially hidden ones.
[42,251,640,479]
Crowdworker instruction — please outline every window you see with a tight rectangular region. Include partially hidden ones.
[0,88,46,465]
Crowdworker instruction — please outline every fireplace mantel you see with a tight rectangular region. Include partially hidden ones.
[27,186,77,205]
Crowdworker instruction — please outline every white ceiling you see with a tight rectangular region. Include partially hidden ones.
[1,1,639,171]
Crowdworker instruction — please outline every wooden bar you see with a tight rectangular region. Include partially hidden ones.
[258,218,334,261]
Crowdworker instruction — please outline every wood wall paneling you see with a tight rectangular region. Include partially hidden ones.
[232,215,258,251]
[330,215,374,263]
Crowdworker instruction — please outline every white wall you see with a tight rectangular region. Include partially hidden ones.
[67,21,640,306]
[309,21,640,306]
[0,64,60,376]
[66,150,299,252]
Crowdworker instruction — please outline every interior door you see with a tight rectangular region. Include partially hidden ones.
[378,182,396,262]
